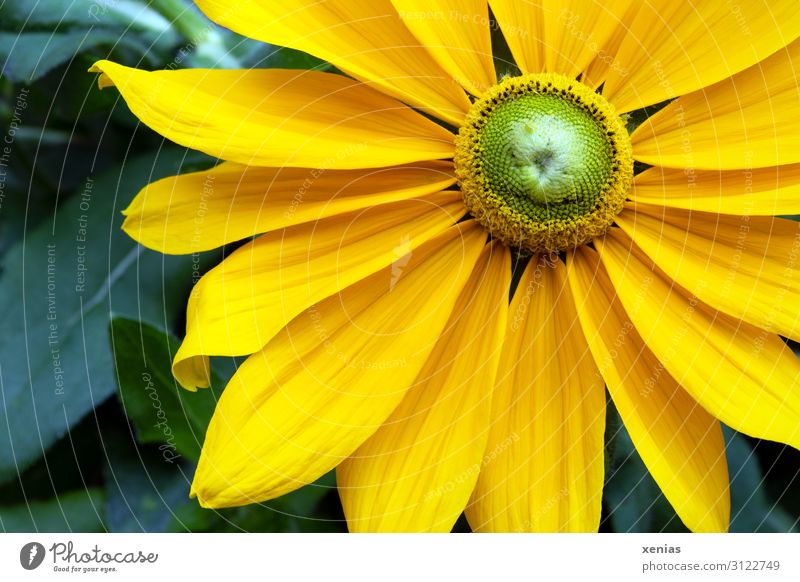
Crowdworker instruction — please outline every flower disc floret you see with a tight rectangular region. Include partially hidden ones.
[455,73,633,253]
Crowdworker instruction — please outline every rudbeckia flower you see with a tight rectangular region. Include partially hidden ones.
[91,1,800,532]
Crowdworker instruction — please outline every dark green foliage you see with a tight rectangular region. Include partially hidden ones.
[0,0,797,534]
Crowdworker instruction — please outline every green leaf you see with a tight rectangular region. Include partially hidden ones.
[87,1,173,33]
[0,0,95,28]
[603,420,687,532]
[0,489,105,532]
[0,146,214,483]
[0,1,178,82]
[0,411,109,505]
[110,317,219,461]
[0,30,130,83]
[726,427,797,532]
[0,0,172,32]
[103,431,193,533]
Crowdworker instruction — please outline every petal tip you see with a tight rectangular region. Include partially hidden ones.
[173,349,211,391]
[190,476,219,509]
[88,60,119,89]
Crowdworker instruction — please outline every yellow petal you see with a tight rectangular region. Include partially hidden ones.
[173,195,464,389]
[617,205,800,342]
[190,222,487,507]
[337,241,510,532]
[194,0,471,125]
[631,39,800,169]
[631,164,800,216]
[489,0,633,79]
[596,229,800,449]
[567,246,729,532]
[604,1,800,113]
[580,2,640,89]
[90,61,454,169]
[487,0,543,75]
[393,0,496,96]
[123,161,455,254]
[466,255,605,532]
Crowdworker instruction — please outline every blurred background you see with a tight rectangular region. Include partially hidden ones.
[0,0,798,533]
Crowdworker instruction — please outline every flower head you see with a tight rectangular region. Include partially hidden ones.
[93,0,800,532]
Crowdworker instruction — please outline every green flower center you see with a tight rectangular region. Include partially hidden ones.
[455,73,633,253]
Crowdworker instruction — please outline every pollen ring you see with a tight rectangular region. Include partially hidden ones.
[454,73,633,253]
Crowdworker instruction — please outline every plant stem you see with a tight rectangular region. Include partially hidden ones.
[149,0,240,68]
[150,0,210,42]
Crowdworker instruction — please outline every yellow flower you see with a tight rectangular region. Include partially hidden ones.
[91,0,800,532]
